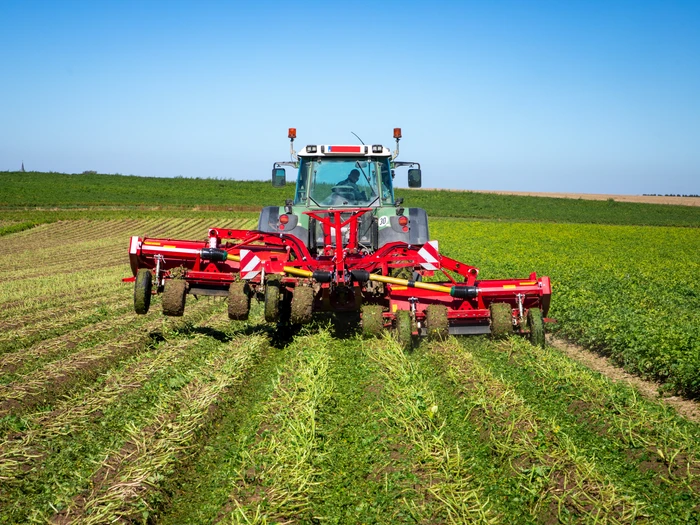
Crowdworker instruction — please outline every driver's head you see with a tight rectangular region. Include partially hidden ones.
[348,169,360,183]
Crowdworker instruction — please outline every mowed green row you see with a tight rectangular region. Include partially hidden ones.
[157,332,699,524]
[0,218,698,524]
[432,219,700,397]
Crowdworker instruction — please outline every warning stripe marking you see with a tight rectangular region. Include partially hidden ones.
[418,240,440,270]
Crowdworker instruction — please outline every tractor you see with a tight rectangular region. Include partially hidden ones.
[126,128,551,347]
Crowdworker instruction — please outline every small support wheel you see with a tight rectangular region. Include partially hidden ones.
[228,281,251,321]
[361,305,385,338]
[527,307,545,347]
[264,280,281,323]
[395,310,413,350]
[162,280,188,317]
[425,305,449,340]
[290,286,314,324]
[489,303,512,340]
[134,268,152,315]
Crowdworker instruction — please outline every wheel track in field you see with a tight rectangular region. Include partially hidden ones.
[0,298,220,417]
[0,308,269,522]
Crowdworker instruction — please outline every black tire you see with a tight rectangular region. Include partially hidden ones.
[162,280,188,317]
[489,303,512,340]
[425,305,449,340]
[290,286,314,324]
[134,269,152,315]
[361,305,385,338]
[264,281,281,323]
[228,281,251,321]
[395,310,412,350]
[527,307,545,347]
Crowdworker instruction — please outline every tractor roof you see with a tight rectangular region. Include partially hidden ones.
[297,145,392,157]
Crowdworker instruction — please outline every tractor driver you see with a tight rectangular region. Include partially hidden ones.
[335,169,365,202]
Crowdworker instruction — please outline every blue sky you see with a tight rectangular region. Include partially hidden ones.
[1,0,699,194]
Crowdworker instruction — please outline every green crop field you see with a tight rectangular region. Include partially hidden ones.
[1,173,699,524]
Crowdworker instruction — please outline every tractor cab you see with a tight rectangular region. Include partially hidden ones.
[263,129,429,252]
[295,151,394,208]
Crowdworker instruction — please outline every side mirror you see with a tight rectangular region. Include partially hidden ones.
[408,168,422,188]
[272,168,286,187]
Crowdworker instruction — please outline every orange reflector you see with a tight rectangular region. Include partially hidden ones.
[503,285,516,289]
[163,245,176,248]
[519,281,536,286]
[143,241,161,246]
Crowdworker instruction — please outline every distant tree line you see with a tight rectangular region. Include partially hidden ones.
[643,193,700,197]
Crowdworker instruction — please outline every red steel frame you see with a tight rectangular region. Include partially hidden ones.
[127,208,551,328]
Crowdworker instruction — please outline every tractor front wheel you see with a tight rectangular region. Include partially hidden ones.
[290,286,314,324]
[361,305,385,338]
[134,269,152,315]
[425,305,449,340]
[395,310,413,350]
[527,307,545,347]
[162,280,188,317]
[228,281,251,321]
[489,303,512,340]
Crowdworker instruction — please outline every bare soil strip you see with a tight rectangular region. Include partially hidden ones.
[548,335,700,423]
[460,190,700,207]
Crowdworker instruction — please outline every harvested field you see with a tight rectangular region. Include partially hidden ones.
[0,218,698,524]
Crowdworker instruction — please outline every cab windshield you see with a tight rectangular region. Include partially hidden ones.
[295,157,394,207]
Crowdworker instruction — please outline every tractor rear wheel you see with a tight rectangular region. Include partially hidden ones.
[228,281,250,321]
[361,305,385,338]
[527,307,545,347]
[395,310,413,350]
[291,286,314,324]
[425,305,449,340]
[264,281,281,322]
[162,280,188,317]
[489,303,512,340]
[134,269,152,315]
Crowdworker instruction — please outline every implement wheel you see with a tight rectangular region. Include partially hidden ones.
[162,280,188,317]
[489,303,512,340]
[290,286,314,324]
[361,305,385,338]
[264,281,281,322]
[425,305,449,340]
[228,281,250,321]
[134,269,152,315]
[395,310,412,350]
[527,307,545,347]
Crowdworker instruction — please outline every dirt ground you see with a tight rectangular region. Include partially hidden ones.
[548,335,700,423]
[467,190,700,207]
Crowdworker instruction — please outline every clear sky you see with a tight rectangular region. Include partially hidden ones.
[1,0,699,194]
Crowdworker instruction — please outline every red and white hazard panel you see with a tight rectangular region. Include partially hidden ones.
[239,249,262,280]
[417,240,440,270]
